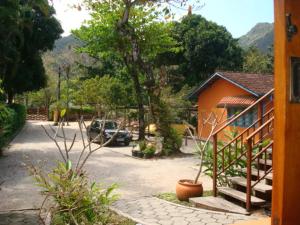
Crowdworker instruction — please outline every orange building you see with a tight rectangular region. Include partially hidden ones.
[189,71,274,140]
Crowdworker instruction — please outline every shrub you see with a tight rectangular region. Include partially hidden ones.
[162,127,182,156]
[0,103,26,149]
[143,145,156,157]
[30,161,118,225]
[139,140,147,151]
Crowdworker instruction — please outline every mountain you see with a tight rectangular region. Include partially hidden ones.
[238,23,274,53]
[52,34,83,54]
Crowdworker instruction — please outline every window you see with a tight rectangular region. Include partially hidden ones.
[227,107,257,128]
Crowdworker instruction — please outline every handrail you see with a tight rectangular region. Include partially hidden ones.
[246,117,274,141]
[217,108,274,154]
[212,88,274,136]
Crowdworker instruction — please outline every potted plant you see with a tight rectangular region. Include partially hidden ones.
[176,110,226,201]
[131,142,139,157]
[143,145,156,159]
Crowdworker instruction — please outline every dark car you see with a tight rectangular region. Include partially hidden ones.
[87,119,132,146]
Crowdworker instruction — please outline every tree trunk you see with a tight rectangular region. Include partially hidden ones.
[7,91,14,104]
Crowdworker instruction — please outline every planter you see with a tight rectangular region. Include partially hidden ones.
[132,150,139,157]
[176,179,203,201]
[144,153,153,159]
[136,151,144,158]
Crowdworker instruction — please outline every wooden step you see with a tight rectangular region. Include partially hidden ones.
[218,187,266,206]
[258,158,272,166]
[229,177,272,193]
[241,168,273,180]
[189,196,249,215]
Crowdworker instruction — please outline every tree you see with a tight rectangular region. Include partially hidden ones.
[74,0,178,141]
[0,0,63,103]
[73,76,127,115]
[171,14,243,88]
[242,47,274,74]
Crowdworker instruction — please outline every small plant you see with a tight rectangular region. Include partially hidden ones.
[143,145,156,158]
[138,140,147,151]
[29,117,124,225]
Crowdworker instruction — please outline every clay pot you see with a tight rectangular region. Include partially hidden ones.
[176,179,203,201]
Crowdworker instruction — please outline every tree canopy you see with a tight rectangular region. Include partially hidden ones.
[170,14,244,87]
[242,47,273,74]
[0,0,63,102]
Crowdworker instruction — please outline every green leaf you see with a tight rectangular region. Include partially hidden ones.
[66,160,72,170]
[60,109,67,118]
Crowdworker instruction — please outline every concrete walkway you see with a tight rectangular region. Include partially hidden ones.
[0,121,263,224]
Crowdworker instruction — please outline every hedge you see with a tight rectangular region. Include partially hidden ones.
[0,103,26,150]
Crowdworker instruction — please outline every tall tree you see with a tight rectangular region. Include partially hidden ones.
[0,0,63,103]
[171,14,244,87]
[74,0,178,141]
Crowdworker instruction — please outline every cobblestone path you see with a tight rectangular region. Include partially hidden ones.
[112,197,260,225]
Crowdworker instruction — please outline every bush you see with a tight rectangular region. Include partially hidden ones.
[162,127,182,156]
[143,145,156,157]
[139,140,147,151]
[0,103,26,149]
[30,161,118,225]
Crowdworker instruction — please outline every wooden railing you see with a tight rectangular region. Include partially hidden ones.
[245,116,274,211]
[212,89,274,206]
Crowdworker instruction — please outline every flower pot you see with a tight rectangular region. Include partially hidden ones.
[132,150,139,157]
[136,151,144,158]
[176,179,203,201]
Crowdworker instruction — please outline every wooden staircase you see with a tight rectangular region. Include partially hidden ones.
[212,89,274,212]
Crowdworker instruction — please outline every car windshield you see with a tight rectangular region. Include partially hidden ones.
[103,121,117,130]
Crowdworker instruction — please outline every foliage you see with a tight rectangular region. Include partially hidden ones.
[31,117,125,224]
[143,145,156,157]
[30,161,118,225]
[74,75,128,114]
[170,14,244,88]
[74,0,180,141]
[203,130,247,186]
[242,47,274,74]
[161,126,183,156]
[0,103,26,149]
[0,0,63,102]
[160,85,192,121]
[138,140,147,151]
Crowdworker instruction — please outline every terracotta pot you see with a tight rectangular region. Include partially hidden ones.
[176,179,203,201]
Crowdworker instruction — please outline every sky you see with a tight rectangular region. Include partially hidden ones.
[52,0,274,38]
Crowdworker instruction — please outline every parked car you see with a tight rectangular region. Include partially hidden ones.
[87,119,132,146]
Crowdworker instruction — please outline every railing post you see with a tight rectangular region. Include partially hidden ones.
[213,134,218,197]
[246,138,253,212]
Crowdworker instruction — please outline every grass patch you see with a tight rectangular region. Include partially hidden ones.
[107,211,136,225]
[156,191,213,207]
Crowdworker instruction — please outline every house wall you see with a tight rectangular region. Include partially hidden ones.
[197,78,252,140]
[272,1,300,224]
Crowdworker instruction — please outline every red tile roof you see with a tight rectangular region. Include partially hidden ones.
[218,71,274,96]
[188,71,274,99]
[217,95,257,108]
